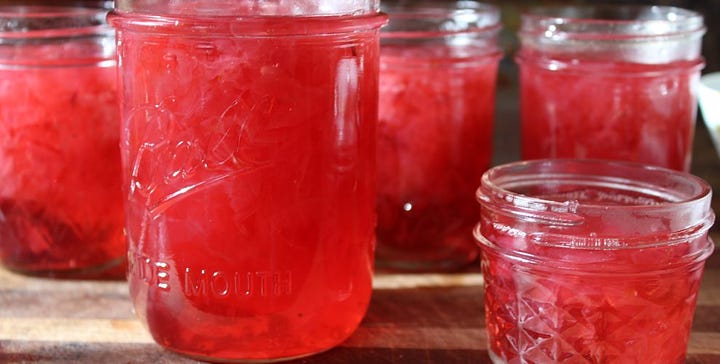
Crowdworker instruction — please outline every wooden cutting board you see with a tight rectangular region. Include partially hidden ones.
[1,257,719,363]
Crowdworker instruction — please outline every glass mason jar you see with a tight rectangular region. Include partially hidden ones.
[0,6,124,278]
[376,0,502,271]
[517,6,705,171]
[109,1,386,362]
[475,159,715,363]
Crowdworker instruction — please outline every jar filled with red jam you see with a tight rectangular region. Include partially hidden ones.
[476,159,715,363]
[517,5,705,171]
[376,0,502,271]
[0,5,124,278]
[109,0,386,361]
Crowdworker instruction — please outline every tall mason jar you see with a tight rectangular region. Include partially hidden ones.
[376,0,502,271]
[475,159,715,363]
[517,6,705,171]
[0,6,124,278]
[109,1,386,361]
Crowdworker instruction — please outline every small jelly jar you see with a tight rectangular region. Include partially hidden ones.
[517,5,705,171]
[376,0,502,271]
[110,1,386,362]
[0,6,124,278]
[475,159,715,363]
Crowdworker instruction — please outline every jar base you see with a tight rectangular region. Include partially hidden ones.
[375,245,479,273]
[161,343,337,363]
[2,256,126,280]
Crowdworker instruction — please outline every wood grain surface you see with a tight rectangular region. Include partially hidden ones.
[1,257,719,363]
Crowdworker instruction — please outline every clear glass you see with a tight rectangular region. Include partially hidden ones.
[475,159,715,363]
[376,0,501,272]
[517,5,705,171]
[0,6,124,279]
[110,1,386,362]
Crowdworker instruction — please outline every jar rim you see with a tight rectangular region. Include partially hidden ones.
[478,159,711,217]
[475,159,715,268]
[109,10,388,36]
[380,0,500,38]
[474,221,715,273]
[0,5,104,16]
[519,5,704,40]
[114,0,380,17]
[0,5,110,39]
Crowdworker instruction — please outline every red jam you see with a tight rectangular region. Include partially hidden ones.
[375,1,502,271]
[377,49,499,270]
[0,6,124,278]
[476,160,714,363]
[518,58,702,171]
[112,11,384,361]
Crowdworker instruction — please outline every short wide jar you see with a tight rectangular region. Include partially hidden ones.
[475,159,714,363]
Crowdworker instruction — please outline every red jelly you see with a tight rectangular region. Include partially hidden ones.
[0,6,124,278]
[476,159,714,363]
[376,1,502,271]
[110,2,385,361]
[517,5,705,171]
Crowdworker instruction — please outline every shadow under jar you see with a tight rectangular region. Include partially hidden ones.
[517,5,705,171]
[0,5,124,278]
[110,0,386,362]
[475,159,715,363]
[376,0,502,272]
